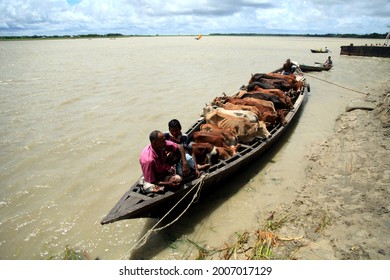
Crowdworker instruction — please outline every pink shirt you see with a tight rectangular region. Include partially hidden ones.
[139,140,178,183]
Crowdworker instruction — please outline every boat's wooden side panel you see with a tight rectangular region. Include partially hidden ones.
[300,65,332,72]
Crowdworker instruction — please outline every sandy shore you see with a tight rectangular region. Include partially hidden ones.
[266,80,390,260]
[216,81,390,260]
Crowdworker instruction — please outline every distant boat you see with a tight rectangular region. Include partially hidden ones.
[310,48,330,53]
[195,34,202,40]
[299,63,332,72]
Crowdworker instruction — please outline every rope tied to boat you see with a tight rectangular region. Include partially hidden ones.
[122,173,209,259]
[304,73,368,95]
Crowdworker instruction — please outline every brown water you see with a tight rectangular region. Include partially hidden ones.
[0,36,389,260]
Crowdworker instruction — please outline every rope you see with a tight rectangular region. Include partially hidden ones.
[122,173,208,259]
[304,72,368,95]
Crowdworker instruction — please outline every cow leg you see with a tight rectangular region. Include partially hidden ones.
[277,109,288,126]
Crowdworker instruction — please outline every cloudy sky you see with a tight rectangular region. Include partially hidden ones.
[0,0,389,36]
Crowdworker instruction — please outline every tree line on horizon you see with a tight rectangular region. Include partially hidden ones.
[0,32,387,40]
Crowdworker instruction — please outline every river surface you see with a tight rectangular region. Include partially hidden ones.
[0,36,389,260]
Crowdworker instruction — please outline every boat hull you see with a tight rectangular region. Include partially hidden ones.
[310,49,329,53]
[300,64,332,72]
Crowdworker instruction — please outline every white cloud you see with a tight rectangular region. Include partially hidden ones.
[0,0,388,36]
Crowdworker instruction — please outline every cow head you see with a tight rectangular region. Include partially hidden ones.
[256,121,271,139]
[211,95,228,107]
[192,142,219,165]
[202,104,218,117]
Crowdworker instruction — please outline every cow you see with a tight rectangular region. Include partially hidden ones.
[250,85,288,98]
[191,142,219,166]
[220,101,285,127]
[262,110,287,127]
[212,96,276,114]
[211,96,285,128]
[246,81,274,91]
[234,97,287,127]
[240,92,293,110]
[193,130,238,156]
[249,73,293,91]
[204,109,271,143]
[246,82,287,96]
[191,142,236,168]
[199,123,238,147]
[202,104,259,123]
[219,102,262,118]
[249,72,302,92]
[265,72,302,90]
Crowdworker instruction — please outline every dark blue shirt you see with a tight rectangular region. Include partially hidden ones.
[164,132,192,152]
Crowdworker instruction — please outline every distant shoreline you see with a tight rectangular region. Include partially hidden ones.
[0,32,387,41]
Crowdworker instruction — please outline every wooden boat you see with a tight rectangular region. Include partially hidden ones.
[340,44,390,58]
[299,64,332,72]
[310,48,330,53]
[101,71,309,225]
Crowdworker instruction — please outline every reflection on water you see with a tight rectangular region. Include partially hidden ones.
[0,37,388,259]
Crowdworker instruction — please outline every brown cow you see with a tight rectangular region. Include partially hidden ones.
[191,142,219,166]
[193,130,238,156]
[212,96,275,114]
[249,72,304,92]
[199,123,238,147]
[219,102,262,118]
[240,91,293,110]
[191,142,235,168]
[248,73,293,91]
[212,96,286,128]
[211,96,285,128]
[265,72,302,90]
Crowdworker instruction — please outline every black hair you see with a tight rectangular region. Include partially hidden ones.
[168,119,182,130]
[149,130,161,143]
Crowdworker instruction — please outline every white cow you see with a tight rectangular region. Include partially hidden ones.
[204,109,271,143]
[202,105,259,123]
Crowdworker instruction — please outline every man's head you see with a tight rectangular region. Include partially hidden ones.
[150,130,166,151]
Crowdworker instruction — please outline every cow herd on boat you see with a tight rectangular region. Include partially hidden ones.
[191,71,304,166]
[138,69,305,193]
[133,72,304,193]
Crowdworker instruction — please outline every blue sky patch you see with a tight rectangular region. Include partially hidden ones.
[67,0,81,5]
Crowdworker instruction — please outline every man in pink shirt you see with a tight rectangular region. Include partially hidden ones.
[139,130,189,192]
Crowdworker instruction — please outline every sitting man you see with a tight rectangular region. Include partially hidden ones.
[139,130,189,193]
[164,119,199,177]
[282,58,295,75]
[324,56,333,67]
[164,119,191,152]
